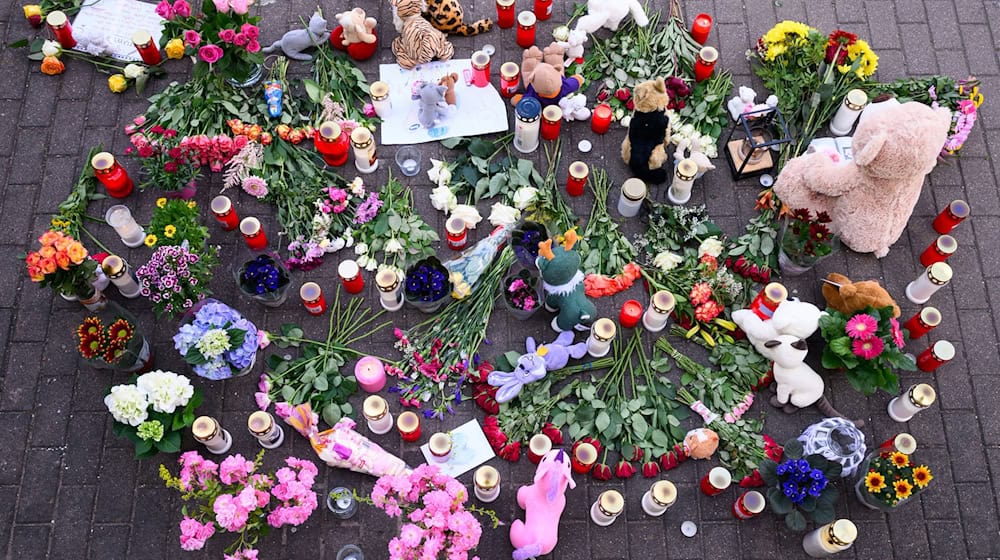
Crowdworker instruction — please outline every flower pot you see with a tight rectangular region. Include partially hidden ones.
[502,265,542,320]
[80,288,108,312]
[853,453,913,512]
[77,302,153,373]
[234,253,292,308]
[777,215,839,276]
[403,257,452,313]
[175,298,260,380]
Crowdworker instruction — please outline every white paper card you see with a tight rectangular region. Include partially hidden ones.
[72,0,166,61]
[419,419,496,478]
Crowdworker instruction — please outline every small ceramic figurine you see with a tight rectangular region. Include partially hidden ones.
[510,449,576,560]
[487,332,588,403]
[262,11,330,61]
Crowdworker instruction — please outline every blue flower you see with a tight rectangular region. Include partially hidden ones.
[808,483,823,497]
[776,462,790,476]
[423,409,436,418]
[810,468,825,481]
[782,481,797,498]
[797,459,811,473]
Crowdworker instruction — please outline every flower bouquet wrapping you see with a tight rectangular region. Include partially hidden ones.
[76,303,152,372]
[136,244,216,317]
[160,450,318,557]
[158,0,264,85]
[105,370,202,458]
[758,439,841,530]
[443,224,512,300]
[235,253,291,307]
[856,450,932,511]
[818,305,916,395]
[404,257,452,313]
[174,299,260,380]
[778,208,839,275]
[25,229,98,298]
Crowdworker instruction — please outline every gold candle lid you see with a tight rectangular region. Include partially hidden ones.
[318,121,342,140]
[894,433,917,455]
[101,255,126,278]
[828,519,858,546]
[935,235,957,254]
[350,126,373,148]
[192,416,219,441]
[621,178,647,201]
[475,465,499,490]
[429,432,452,456]
[651,290,676,314]
[247,411,273,436]
[370,81,389,99]
[211,195,232,214]
[598,490,624,517]
[91,152,115,171]
[919,307,941,327]
[592,318,616,342]
[676,159,698,181]
[529,433,552,456]
[501,62,519,78]
[927,262,952,285]
[574,442,597,464]
[472,50,490,69]
[300,282,322,302]
[909,383,936,407]
[376,269,399,291]
[698,46,719,63]
[542,105,562,122]
[764,282,788,303]
[651,480,677,507]
[517,10,536,26]
[132,30,153,46]
[397,410,420,431]
[569,161,589,180]
[845,89,868,111]
[931,340,955,361]
[363,395,388,421]
[46,10,68,26]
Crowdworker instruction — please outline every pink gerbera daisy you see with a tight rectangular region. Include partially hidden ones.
[845,313,878,340]
[889,317,905,348]
[852,337,885,360]
[242,176,268,199]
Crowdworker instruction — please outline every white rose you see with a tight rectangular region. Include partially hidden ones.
[704,144,718,159]
[41,40,62,57]
[354,242,368,255]
[327,237,346,252]
[357,254,370,268]
[427,158,452,189]
[123,63,145,80]
[104,384,149,426]
[698,236,724,258]
[652,251,684,272]
[451,204,482,228]
[430,185,457,213]
[552,25,570,42]
[136,370,194,414]
[488,203,520,227]
[512,186,538,210]
[680,123,696,137]
[365,259,378,271]
[384,238,403,254]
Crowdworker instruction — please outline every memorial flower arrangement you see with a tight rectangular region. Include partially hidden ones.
[818,306,916,395]
[160,450,319,557]
[25,229,98,298]
[136,244,216,317]
[76,310,147,370]
[576,168,637,280]
[14,38,163,91]
[158,0,264,84]
[779,208,839,269]
[305,47,379,131]
[147,198,212,252]
[173,299,260,380]
[105,370,202,458]
[758,439,841,530]
[125,124,202,195]
[404,258,451,306]
[237,253,290,300]
[860,451,933,508]
[503,270,540,313]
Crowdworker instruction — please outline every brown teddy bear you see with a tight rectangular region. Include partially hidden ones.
[510,43,583,108]
[821,273,901,318]
[438,72,459,105]
[774,100,952,257]
[683,427,719,459]
[621,78,672,183]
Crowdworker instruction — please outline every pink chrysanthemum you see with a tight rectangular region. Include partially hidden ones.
[889,317,905,348]
[242,176,268,199]
[852,337,885,360]
[845,313,878,340]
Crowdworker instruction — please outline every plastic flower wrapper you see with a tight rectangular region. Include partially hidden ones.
[444,224,512,294]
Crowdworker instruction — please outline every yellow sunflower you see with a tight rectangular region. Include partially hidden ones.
[912,466,933,488]
[144,234,158,247]
[890,451,909,468]
[164,225,177,238]
[156,198,167,208]
[865,470,886,493]
[894,479,914,500]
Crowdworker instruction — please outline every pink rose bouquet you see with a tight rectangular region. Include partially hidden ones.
[159,0,263,83]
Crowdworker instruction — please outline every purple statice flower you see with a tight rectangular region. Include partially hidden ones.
[354,192,383,224]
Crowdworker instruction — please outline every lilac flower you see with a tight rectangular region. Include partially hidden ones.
[354,192,383,224]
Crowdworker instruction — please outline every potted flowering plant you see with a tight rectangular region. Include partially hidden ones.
[511,220,549,268]
[778,208,840,275]
[173,299,260,380]
[105,370,202,458]
[502,268,541,319]
[76,303,153,373]
[235,253,291,306]
[136,244,216,318]
[160,451,319,556]
[25,229,100,302]
[758,439,841,531]
[158,0,264,86]
[403,257,452,313]
[126,125,201,197]
[818,305,916,395]
[147,198,212,251]
[856,450,933,511]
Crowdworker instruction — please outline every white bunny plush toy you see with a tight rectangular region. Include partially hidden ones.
[573,0,649,35]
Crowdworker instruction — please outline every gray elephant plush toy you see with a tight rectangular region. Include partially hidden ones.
[416,82,449,129]
[262,12,330,61]
[487,332,587,403]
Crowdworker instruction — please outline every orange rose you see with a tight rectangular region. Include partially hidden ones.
[38,231,62,246]
[54,236,71,252]
[55,251,71,270]
[40,56,65,76]
[26,252,41,266]
[40,257,57,274]
[66,242,88,265]
[39,245,56,258]
[27,266,44,282]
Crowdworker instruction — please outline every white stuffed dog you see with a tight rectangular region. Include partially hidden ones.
[555,29,587,65]
[573,0,648,34]
[732,298,826,351]
[758,335,825,411]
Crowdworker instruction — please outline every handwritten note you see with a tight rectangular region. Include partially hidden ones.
[72,0,166,61]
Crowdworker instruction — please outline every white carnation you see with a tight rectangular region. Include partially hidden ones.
[451,204,482,228]
[698,236,724,258]
[488,203,520,227]
[652,251,684,272]
[430,185,457,213]
[512,186,538,210]
[104,384,149,426]
[136,370,194,414]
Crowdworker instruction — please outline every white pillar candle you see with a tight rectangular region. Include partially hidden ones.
[668,159,698,205]
[803,519,858,558]
[192,416,232,455]
[513,97,541,154]
[101,255,141,298]
[474,465,501,502]
[590,490,624,526]
[105,205,146,248]
[248,410,284,449]
[376,269,404,311]
[829,89,868,136]
[350,127,379,174]
[906,262,952,304]
[370,81,391,118]
[429,432,452,463]
[643,290,675,332]
[587,318,617,358]
[362,395,394,435]
[641,480,677,516]
[888,383,936,422]
[617,178,647,217]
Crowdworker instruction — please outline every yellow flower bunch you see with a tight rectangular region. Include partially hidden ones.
[839,39,878,79]
[760,20,817,61]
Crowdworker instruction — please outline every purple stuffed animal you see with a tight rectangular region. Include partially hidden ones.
[510,449,576,559]
[487,332,587,403]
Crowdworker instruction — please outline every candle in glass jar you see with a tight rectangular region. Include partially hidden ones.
[471,50,491,87]
[105,205,146,248]
[669,158,698,204]
[878,433,917,456]
[248,410,285,449]
[514,97,542,153]
[446,216,468,251]
[643,290,675,332]
[338,259,365,294]
[240,217,268,251]
[92,152,134,198]
[499,62,520,98]
[641,480,677,516]
[749,282,788,320]
[350,126,378,174]
[591,103,613,134]
[300,282,327,315]
[690,13,713,44]
[590,490,624,526]
[46,11,77,49]
[933,199,970,234]
[586,318,616,358]
[700,466,731,496]
[210,195,239,230]
[916,340,954,371]
[474,465,501,502]
[829,89,868,136]
[571,442,597,473]
[803,520,857,558]
[527,433,552,464]
[694,46,718,83]
[540,105,562,140]
[888,383,936,422]
[102,255,141,298]
[903,307,941,339]
[732,490,766,519]
[919,235,957,267]
[397,411,421,442]
[314,121,350,166]
[617,177,646,217]
[370,81,391,118]
[363,395,394,435]
[131,30,162,65]
[534,0,552,20]
[355,356,387,393]
[619,300,643,328]
[376,269,404,311]
[192,416,232,455]
[905,262,952,304]
[428,432,453,463]
[496,0,516,28]
[566,161,589,197]
[516,11,537,49]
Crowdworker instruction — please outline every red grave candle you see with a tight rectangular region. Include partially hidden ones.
[903,307,941,340]
[132,30,162,66]
[694,46,718,83]
[299,282,327,315]
[541,105,562,140]
[749,282,787,320]
[46,11,77,49]
[471,51,491,87]
[499,62,520,97]
[240,217,268,251]
[534,0,553,20]
[91,152,134,198]
[700,467,732,496]
[690,13,713,44]
[516,11,537,49]
[619,299,643,328]
[445,216,468,251]
[397,411,422,442]
[566,161,589,197]
[338,259,365,294]
[496,0,516,29]
[933,200,970,234]
[571,442,597,474]
[917,340,955,372]
[527,433,552,464]
[591,103,613,134]
[920,235,957,267]
[210,195,239,230]
[314,121,350,167]
[732,490,765,519]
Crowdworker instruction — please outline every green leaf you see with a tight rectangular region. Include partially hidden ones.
[322,402,341,426]
[185,346,208,365]
[785,509,807,531]
[813,501,835,524]
[303,79,322,104]
[135,438,154,458]
[783,439,804,460]
[595,411,611,433]
[651,429,670,448]
[630,414,649,439]
[468,139,495,158]
[829,336,853,357]
[440,137,465,149]
[157,430,182,454]
[228,328,247,348]
[768,488,793,514]
[281,385,296,401]
[313,376,329,391]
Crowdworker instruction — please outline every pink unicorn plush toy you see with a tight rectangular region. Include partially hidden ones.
[510,449,576,559]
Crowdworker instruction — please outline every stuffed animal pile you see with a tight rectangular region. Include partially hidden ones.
[511,43,584,109]
[390,0,455,69]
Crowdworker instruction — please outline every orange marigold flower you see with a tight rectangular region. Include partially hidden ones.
[40,56,66,76]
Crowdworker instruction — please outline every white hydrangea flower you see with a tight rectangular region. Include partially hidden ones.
[104,384,149,426]
[123,63,145,80]
[384,238,403,254]
[430,185,457,213]
[136,370,194,414]
[698,236,724,258]
[652,251,684,272]
[512,186,538,210]
[451,204,482,228]
[488,203,520,227]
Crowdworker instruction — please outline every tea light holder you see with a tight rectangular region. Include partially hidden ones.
[591,103,613,134]
[905,262,952,304]
[336,544,364,560]
[534,0,552,20]
[300,282,327,315]
[619,300,643,328]
[888,383,936,422]
[397,411,421,442]
[338,259,365,294]
[527,433,552,464]
[314,121,350,166]
[802,519,857,558]
[350,127,379,174]
[829,89,868,136]
[571,442,597,474]
[641,480,677,516]
[355,356,387,393]
[46,10,77,49]
[474,465,501,502]
[327,487,359,519]
[541,105,562,140]
[192,416,232,455]
[363,395,394,435]
[428,432,453,463]
[643,290,676,332]
[878,433,917,456]
[902,307,940,340]
[240,217,268,251]
[749,282,788,320]
[248,410,285,449]
[370,81,391,118]
[102,255,141,298]
[104,205,146,248]
[690,13,713,44]
[668,158,699,204]
[732,490,766,519]
[699,466,731,496]
[496,0,516,28]
[92,152,134,198]
[932,199,970,234]
[132,29,162,65]
[499,62,520,98]
[590,490,624,526]
[586,318,617,358]
[471,50,491,87]
[210,195,239,230]
[566,161,589,197]
[446,216,468,251]
[724,106,791,180]
[693,46,718,83]
[514,97,542,154]
[516,11,537,49]
[916,340,954,371]
[919,235,957,267]
[376,269,404,312]
[617,178,646,217]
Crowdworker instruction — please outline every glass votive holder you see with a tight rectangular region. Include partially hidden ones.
[192,416,232,455]
[105,205,146,248]
[336,544,365,560]
[248,410,284,449]
[397,411,421,442]
[327,487,359,519]
[395,146,422,177]
[587,318,617,358]
[643,290,675,332]
[376,269,404,311]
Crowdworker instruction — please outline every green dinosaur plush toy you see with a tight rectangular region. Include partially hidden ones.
[536,230,597,332]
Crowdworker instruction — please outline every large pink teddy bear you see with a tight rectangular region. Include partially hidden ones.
[774,100,951,257]
[510,449,575,560]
